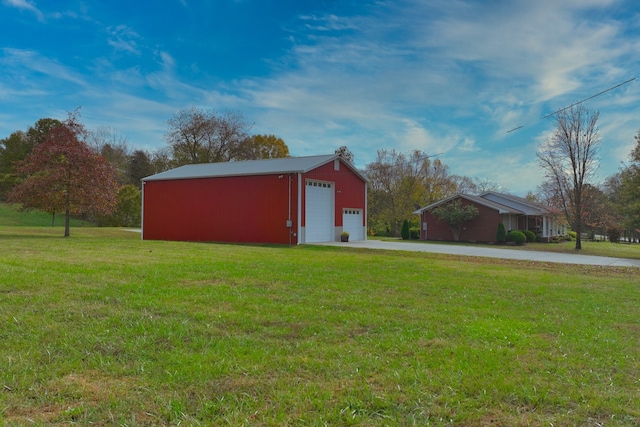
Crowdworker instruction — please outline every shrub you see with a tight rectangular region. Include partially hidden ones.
[401,220,410,240]
[496,223,507,243]
[409,227,420,240]
[507,230,526,244]
[523,230,536,242]
[568,231,577,239]
[607,228,621,243]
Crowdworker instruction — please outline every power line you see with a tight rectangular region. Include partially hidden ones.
[542,77,636,119]
[506,77,637,133]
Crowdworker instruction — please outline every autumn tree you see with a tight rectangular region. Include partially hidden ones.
[8,112,118,236]
[614,130,640,236]
[235,134,289,160]
[365,149,457,236]
[537,105,601,250]
[431,199,479,241]
[165,107,252,165]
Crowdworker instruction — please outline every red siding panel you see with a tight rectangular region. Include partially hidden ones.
[143,174,299,244]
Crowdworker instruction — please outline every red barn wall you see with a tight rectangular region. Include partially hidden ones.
[302,159,367,227]
[420,199,503,242]
[143,174,299,244]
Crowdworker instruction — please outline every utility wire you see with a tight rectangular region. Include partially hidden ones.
[506,77,637,133]
[542,77,636,119]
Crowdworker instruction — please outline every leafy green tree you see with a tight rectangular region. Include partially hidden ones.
[401,219,410,240]
[8,112,118,237]
[96,185,141,227]
[0,131,30,200]
[431,200,479,241]
[0,118,64,200]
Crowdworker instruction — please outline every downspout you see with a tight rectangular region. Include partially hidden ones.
[297,173,302,244]
[288,174,292,245]
[141,181,145,240]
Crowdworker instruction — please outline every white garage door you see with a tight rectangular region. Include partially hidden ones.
[305,180,334,243]
[342,209,364,240]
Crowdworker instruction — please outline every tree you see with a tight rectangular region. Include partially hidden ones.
[613,130,640,236]
[165,107,252,165]
[235,134,289,160]
[431,200,479,241]
[128,150,156,186]
[365,149,457,236]
[95,185,141,227]
[401,219,410,240]
[8,112,118,237]
[88,126,131,185]
[537,105,601,250]
[0,131,30,200]
[496,222,507,243]
[0,118,64,200]
[335,146,354,163]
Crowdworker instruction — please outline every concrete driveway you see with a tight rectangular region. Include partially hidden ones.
[317,239,640,268]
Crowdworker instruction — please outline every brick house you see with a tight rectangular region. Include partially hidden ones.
[413,192,567,242]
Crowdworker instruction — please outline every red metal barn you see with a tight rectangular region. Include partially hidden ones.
[141,154,368,244]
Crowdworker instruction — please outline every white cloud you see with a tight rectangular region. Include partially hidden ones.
[2,0,44,21]
[107,25,140,55]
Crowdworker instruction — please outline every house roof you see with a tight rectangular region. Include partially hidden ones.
[413,192,550,216]
[413,193,524,215]
[142,154,368,182]
[480,191,550,215]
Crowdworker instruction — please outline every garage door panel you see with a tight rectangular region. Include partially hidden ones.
[342,209,363,240]
[305,181,334,243]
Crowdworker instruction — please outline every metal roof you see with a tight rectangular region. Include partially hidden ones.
[142,154,368,182]
[480,191,550,215]
[413,193,525,215]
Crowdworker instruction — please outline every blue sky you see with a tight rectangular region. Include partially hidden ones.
[1,0,639,195]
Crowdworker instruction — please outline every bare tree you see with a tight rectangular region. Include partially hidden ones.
[537,105,601,250]
[165,107,252,165]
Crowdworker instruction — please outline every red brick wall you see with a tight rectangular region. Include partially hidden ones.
[420,198,503,242]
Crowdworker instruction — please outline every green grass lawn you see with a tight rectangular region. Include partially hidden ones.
[0,203,92,228]
[1,227,639,426]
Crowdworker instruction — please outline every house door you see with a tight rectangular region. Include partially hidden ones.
[305,180,334,242]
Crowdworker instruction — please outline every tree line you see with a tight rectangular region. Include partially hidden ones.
[0,108,289,235]
[2,104,637,247]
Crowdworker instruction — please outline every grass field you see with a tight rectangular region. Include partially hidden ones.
[0,203,91,228]
[1,225,639,426]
